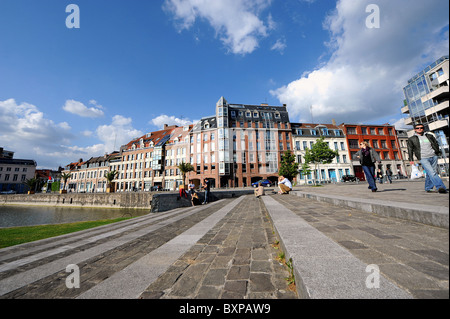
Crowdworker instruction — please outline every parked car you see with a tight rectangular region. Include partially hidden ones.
[151,185,161,192]
[252,179,271,187]
[0,190,16,194]
[341,175,359,182]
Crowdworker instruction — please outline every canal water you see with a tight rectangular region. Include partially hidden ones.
[0,205,150,228]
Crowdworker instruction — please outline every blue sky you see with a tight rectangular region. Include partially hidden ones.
[0,0,448,169]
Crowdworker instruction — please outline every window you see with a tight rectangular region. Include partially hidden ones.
[347,127,356,134]
[349,139,359,149]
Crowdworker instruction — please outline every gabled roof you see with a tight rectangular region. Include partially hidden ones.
[124,126,177,150]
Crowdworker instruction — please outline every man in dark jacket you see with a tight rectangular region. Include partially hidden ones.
[407,123,447,193]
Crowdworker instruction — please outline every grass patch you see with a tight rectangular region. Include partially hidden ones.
[0,217,131,249]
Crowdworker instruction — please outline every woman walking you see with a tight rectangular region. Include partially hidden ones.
[355,142,381,192]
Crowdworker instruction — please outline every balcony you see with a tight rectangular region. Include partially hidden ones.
[404,117,413,125]
[424,100,449,118]
[401,105,410,114]
[428,119,448,131]
[421,86,449,103]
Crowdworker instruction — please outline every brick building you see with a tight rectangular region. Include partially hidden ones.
[339,123,405,181]
[187,97,292,188]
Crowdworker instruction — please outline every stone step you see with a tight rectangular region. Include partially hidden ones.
[262,195,413,299]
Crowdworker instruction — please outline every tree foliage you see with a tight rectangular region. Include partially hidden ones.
[61,172,72,190]
[278,150,298,181]
[105,170,119,183]
[177,162,194,185]
[304,137,339,183]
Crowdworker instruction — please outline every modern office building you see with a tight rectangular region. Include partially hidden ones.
[401,55,449,174]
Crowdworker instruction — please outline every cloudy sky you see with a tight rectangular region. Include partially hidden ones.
[0,0,448,169]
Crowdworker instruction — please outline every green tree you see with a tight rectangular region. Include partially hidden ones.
[304,137,339,184]
[300,162,312,185]
[278,150,298,181]
[178,162,194,187]
[61,172,72,190]
[105,170,119,192]
[23,177,38,193]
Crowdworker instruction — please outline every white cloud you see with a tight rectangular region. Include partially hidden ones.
[271,38,286,54]
[271,0,449,124]
[96,115,143,152]
[0,98,75,168]
[151,114,193,129]
[0,99,145,168]
[62,99,104,118]
[163,0,273,55]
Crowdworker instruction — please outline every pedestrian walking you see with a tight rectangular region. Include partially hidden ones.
[407,123,448,194]
[354,141,381,192]
[278,175,292,194]
[376,168,383,183]
[202,178,211,204]
[386,167,393,184]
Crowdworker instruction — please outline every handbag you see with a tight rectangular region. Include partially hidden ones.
[410,165,423,180]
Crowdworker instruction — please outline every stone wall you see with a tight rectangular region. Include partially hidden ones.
[0,189,255,212]
[0,192,153,209]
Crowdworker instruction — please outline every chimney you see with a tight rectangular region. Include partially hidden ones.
[164,124,168,129]
[332,119,336,126]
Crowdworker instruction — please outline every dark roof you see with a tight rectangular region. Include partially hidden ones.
[0,158,36,166]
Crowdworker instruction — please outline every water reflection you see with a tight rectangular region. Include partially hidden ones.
[0,205,149,228]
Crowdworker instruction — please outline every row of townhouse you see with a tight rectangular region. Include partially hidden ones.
[62,96,410,192]
[291,121,407,185]
[64,152,120,193]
